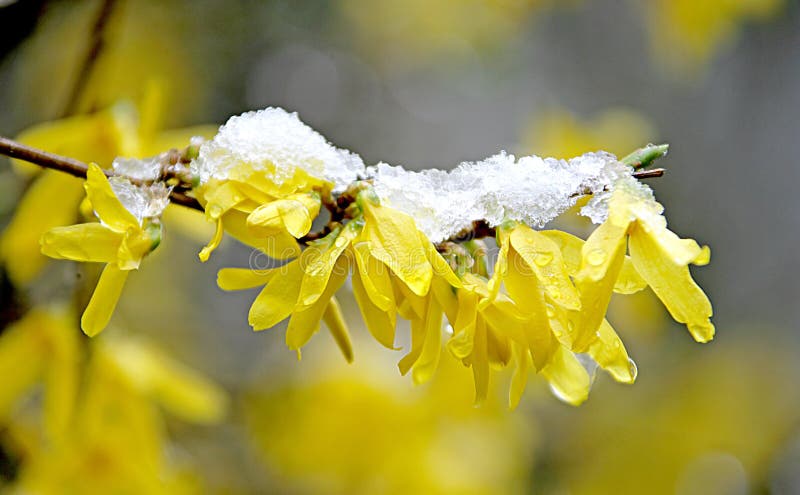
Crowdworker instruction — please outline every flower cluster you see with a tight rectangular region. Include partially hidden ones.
[38,107,714,406]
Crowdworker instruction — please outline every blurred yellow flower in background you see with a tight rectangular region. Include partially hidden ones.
[0,309,79,444]
[6,0,208,125]
[0,310,226,495]
[535,333,800,494]
[638,0,785,77]
[244,346,535,495]
[523,107,657,159]
[336,0,580,70]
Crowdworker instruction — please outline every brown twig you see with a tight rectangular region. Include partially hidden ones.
[0,136,202,211]
[633,168,665,179]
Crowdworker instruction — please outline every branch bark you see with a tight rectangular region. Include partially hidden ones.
[0,136,202,211]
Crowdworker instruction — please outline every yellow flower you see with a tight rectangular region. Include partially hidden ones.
[217,222,359,361]
[450,271,592,408]
[217,189,461,369]
[572,181,714,344]
[39,164,165,336]
[196,170,326,262]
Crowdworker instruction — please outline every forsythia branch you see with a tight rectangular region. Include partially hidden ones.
[0,136,666,245]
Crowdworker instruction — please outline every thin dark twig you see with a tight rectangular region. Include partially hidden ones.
[632,168,665,179]
[0,136,202,211]
[62,0,117,116]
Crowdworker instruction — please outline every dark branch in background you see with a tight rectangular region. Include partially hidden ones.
[62,0,118,117]
[0,136,202,211]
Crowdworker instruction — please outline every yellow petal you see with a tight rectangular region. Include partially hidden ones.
[541,346,591,406]
[572,219,628,351]
[485,228,510,304]
[223,210,301,260]
[116,228,155,270]
[198,218,224,262]
[615,255,648,294]
[471,317,490,404]
[362,200,432,296]
[420,230,461,288]
[587,319,637,384]
[480,299,528,348]
[85,163,139,231]
[352,242,394,311]
[297,223,359,309]
[411,297,443,384]
[322,296,354,363]
[351,266,397,349]
[503,250,558,370]
[286,257,349,352]
[203,182,248,220]
[431,274,459,325]
[542,229,645,294]
[637,211,710,266]
[398,312,426,375]
[81,264,130,337]
[40,223,122,263]
[509,345,532,410]
[448,289,479,359]
[509,225,581,310]
[247,193,321,239]
[217,267,277,291]
[540,230,583,274]
[0,171,85,284]
[248,260,304,330]
[486,326,512,368]
[629,224,715,343]
[392,274,427,321]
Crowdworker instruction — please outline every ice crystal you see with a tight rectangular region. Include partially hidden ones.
[112,157,162,181]
[109,178,170,224]
[191,107,365,192]
[369,151,634,242]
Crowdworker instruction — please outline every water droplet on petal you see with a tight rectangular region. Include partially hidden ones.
[587,249,606,266]
[627,358,638,381]
[534,252,553,267]
[208,204,223,219]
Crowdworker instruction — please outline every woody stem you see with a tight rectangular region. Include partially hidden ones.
[0,136,203,211]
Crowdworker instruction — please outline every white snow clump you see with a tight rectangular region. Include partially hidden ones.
[191,107,365,192]
[190,107,644,242]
